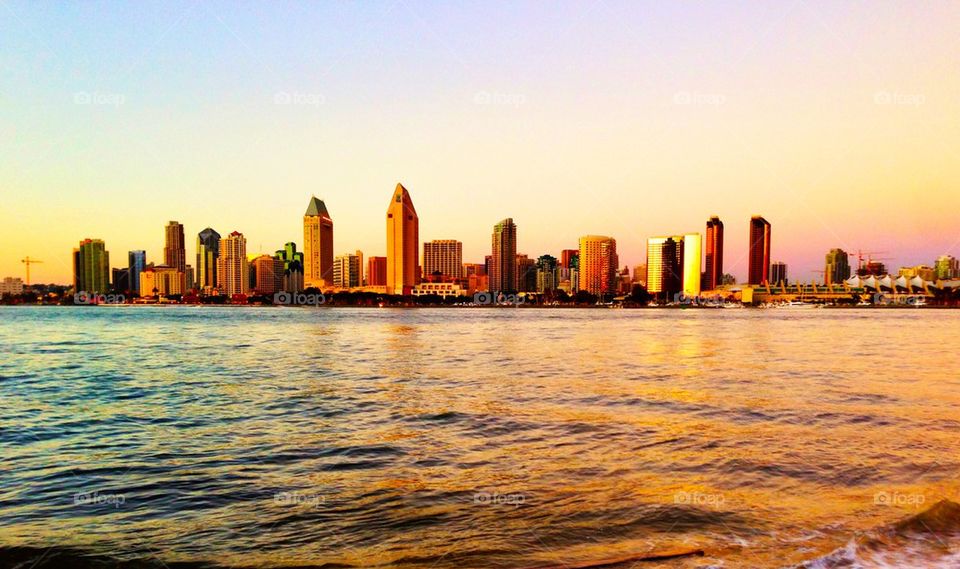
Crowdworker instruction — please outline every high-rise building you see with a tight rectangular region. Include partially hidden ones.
[858,260,886,277]
[516,254,537,292]
[748,216,772,285]
[704,216,724,290]
[632,264,647,286]
[252,254,284,295]
[196,228,221,291]
[275,242,304,293]
[73,239,110,294]
[304,197,334,288]
[825,248,851,285]
[423,240,463,280]
[646,236,683,298]
[682,233,702,296]
[770,262,788,285]
[386,183,419,295]
[561,249,579,270]
[140,265,185,297]
[128,250,146,295]
[164,221,186,274]
[935,255,959,280]
[490,218,517,294]
[367,256,387,287]
[217,231,249,296]
[333,253,363,289]
[112,268,130,294]
[536,255,558,293]
[578,235,619,296]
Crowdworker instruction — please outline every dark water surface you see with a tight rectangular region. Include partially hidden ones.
[2,306,959,568]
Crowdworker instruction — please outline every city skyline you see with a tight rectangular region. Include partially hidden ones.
[3,2,959,284]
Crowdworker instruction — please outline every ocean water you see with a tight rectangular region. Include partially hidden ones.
[1,306,959,569]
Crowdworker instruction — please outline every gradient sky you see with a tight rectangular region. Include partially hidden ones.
[2,0,959,284]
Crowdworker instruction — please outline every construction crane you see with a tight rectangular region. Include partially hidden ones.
[21,257,43,286]
[855,250,890,272]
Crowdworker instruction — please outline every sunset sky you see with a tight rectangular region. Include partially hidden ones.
[2,0,959,284]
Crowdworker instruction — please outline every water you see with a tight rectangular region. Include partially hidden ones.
[1,306,959,568]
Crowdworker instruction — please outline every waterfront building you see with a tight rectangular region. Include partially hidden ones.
[128,250,146,294]
[560,249,579,270]
[646,236,682,299]
[73,238,110,294]
[748,216,772,285]
[770,261,788,286]
[139,265,185,297]
[386,183,419,295]
[253,254,284,295]
[367,256,387,287]
[0,277,25,296]
[632,264,647,287]
[217,231,249,296]
[303,197,334,288]
[490,218,517,293]
[704,216,724,290]
[578,235,619,296]
[516,254,537,292]
[164,221,186,273]
[423,240,462,280]
[275,242,304,293]
[825,248,851,285]
[411,282,466,299]
[197,228,221,291]
[935,254,959,279]
[536,255,558,293]
[334,253,363,289]
[112,268,130,294]
[682,233,702,297]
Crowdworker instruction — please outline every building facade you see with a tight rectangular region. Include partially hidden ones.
[423,239,463,280]
[682,233,702,297]
[748,216,772,285]
[253,255,284,295]
[197,228,221,292]
[770,261,788,285]
[386,184,419,295]
[490,218,517,293]
[704,216,724,290]
[128,250,146,295]
[825,248,850,285]
[367,256,387,287]
[217,231,249,296]
[333,253,363,289]
[578,235,619,296]
[646,236,682,299]
[164,221,186,273]
[303,197,334,288]
[935,255,959,279]
[73,238,110,294]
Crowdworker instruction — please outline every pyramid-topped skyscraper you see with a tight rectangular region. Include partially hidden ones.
[386,183,419,295]
[303,196,333,288]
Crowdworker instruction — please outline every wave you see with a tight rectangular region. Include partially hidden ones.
[792,499,960,568]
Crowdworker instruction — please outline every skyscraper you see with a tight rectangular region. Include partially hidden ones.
[423,240,463,280]
[304,197,334,288]
[128,250,146,295]
[704,216,724,290]
[748,216,772,285]
[516,254,537,293]
[217,231,249,297]
[646,236,683,299]
[682,233,702,297]
[490,218,517,294]
[73,239,110,294]
[578,235,619,296]
[825,248,850,285]
[536,255,558,293]
[935,255,959,280]
[275,242,304,293]
[197,228,221,291]
[252,255,284,295]
[386,183,419,295]
[333,253,363,289]
[560,249,579,270]
[164,221,186,273]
